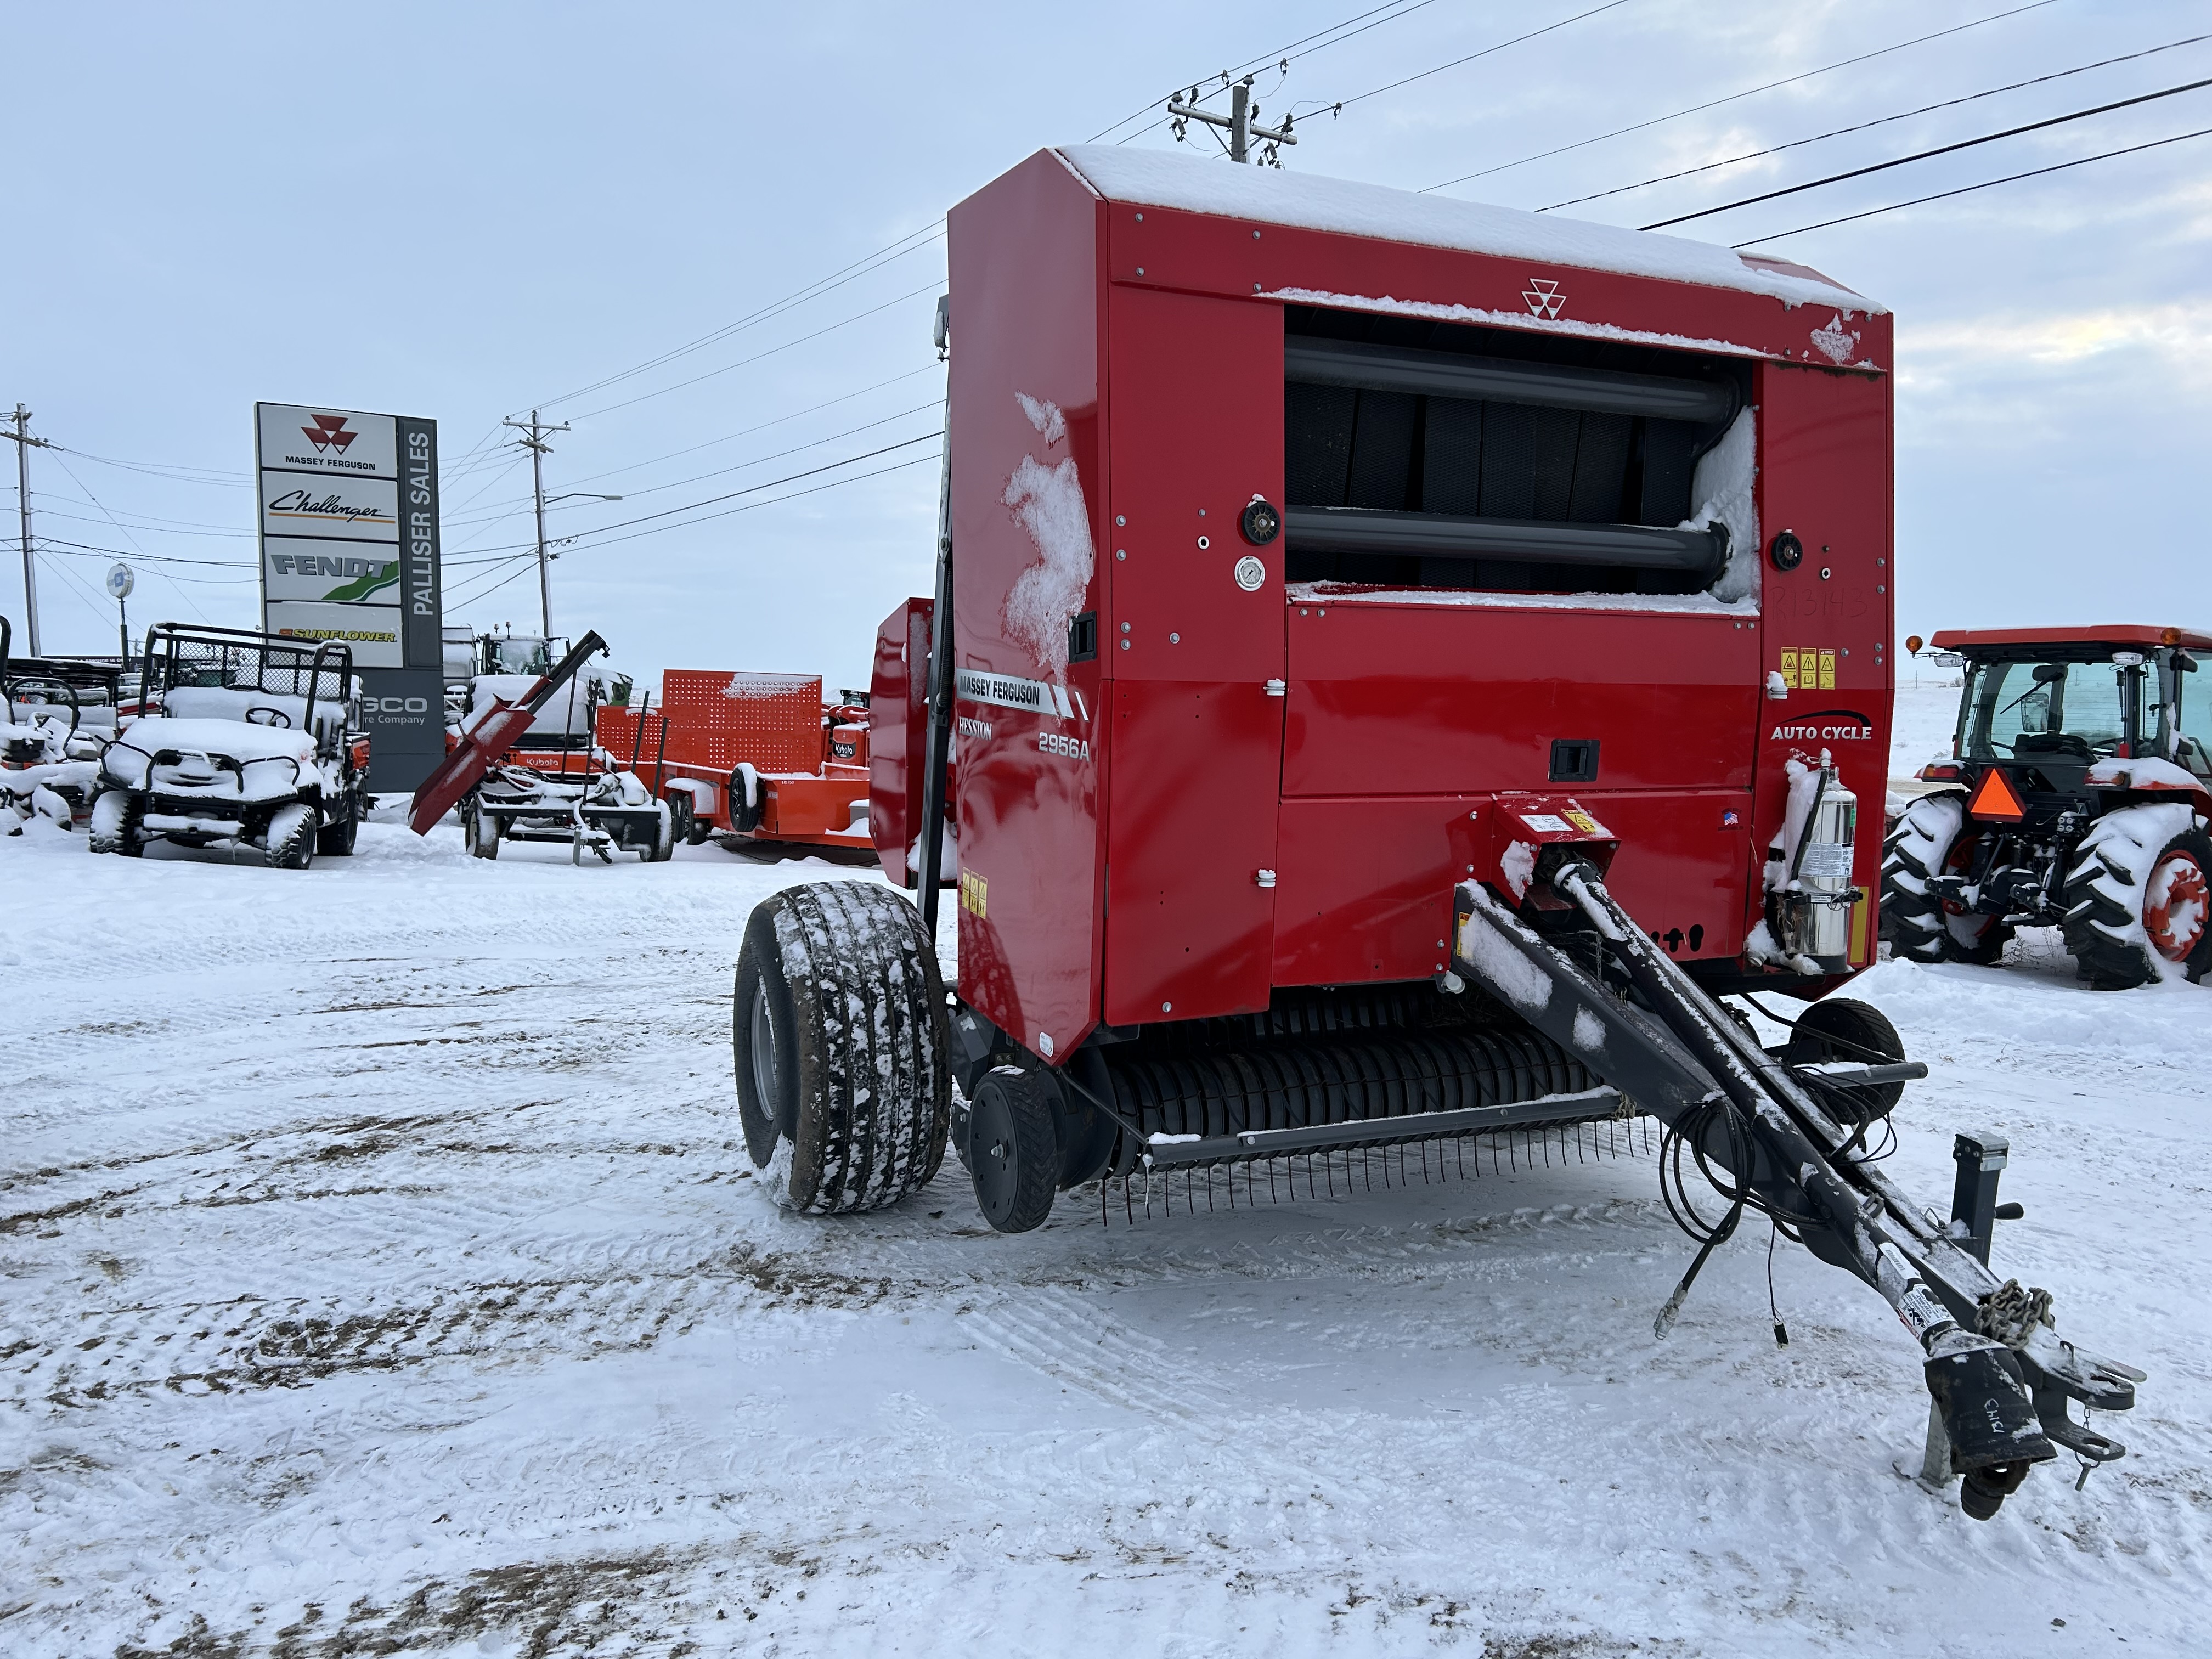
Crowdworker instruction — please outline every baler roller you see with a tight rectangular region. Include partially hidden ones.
[1092,1023,1622,1180]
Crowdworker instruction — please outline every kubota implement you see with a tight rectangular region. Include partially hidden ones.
[729,146,2143,1517]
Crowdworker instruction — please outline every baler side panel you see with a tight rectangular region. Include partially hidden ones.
[1285,605,1760,795]
[947,154,1111,1060]
[1752,362,1894,965]
[867,597,932,886]
[1100,284,1286,1024]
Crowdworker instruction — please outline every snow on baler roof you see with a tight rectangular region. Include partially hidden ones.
[1054,144,1880,314]
[1931,624,2212,653]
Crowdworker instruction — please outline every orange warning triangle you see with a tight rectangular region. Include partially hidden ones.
[1967,766,2027,822]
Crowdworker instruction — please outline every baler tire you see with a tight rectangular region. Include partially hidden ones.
[1880,793,2005,965]
[732,880,951,1214]
[88,790,144,857]
[967,1066,1059,1234]
[1782,996,1907,1125]
[2062,814,2212,989]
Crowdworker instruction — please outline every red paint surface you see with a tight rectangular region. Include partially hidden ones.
[896,149,1897,1062]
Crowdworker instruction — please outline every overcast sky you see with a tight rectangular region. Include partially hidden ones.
[4,1,2207,686]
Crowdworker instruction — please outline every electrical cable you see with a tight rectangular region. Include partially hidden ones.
[1731,122,2212,244]
[1640,74,2212,229]
[1089,0,1438,144]
[1424,0,2060,194]
[1328,0,1634,112]
[529,222,946,413]
[1539,31,2211,211]
[539,449,941,561]
[571,280,944,422]
[439,399,944,531]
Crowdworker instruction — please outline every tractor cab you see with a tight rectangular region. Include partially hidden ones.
[1917,627,2211,811]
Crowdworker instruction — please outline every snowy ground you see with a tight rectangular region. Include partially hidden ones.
[4,748,2208,1656]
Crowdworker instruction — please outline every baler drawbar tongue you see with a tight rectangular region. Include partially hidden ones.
[1451,851,2145,1521]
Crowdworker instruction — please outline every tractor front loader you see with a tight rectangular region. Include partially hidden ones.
[726,145,2146,1517]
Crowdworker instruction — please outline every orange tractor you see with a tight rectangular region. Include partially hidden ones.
[1884,625,2210,987]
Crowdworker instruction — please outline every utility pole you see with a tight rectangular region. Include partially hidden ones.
[4,404,50,655]
[503,410,569,638]
[1170,75,1299,166]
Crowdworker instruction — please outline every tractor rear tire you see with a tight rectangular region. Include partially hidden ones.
[1880,793,2007,965]
[2062,809,2212,989]
[647,798,676,862]
[88,791,144,857]
[266,803,317,871]
[733,881,951,1214]
[967,1065,1060,1234]
[1782,996,1906,1127]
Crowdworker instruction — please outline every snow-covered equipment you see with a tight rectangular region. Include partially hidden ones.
[593,672,874,854]
[88,622,365,866]
[1885,625,2212,987]
[727,146,2150,1519]
[407,631,607,835]
[460,760,674,865]
[1,615,122,832]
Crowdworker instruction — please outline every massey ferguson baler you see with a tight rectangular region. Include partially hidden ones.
[732,147,2144,1518]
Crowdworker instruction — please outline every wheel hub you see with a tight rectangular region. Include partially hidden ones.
[2145,850,2208,963]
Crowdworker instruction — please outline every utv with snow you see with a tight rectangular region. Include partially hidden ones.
[1883,626,2211,988]
[89,622,366,868]
[2,616,123,832]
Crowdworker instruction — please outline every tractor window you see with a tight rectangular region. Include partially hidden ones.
[2171,656,2211,779]
[1963,659,2143,763]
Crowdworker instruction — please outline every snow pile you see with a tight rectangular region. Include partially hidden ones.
[2086,756,2207,794]
[1453,882,1553,1012]
[1683,407,1760,607]
[1058,145,1880,312]
[1001,393,1094,681]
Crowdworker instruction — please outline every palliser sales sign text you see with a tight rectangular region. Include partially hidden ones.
[256,402,444,787]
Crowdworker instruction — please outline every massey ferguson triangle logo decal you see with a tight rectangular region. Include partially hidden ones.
[299,413,357,455]
[1521,278,1565,319]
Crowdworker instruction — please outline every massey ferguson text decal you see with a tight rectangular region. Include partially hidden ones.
[956,667,1078,721]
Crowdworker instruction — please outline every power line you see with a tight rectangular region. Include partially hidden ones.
[1540,32,2212,212]
[1424,0,2060,194]
[573,279,943,422]
[1088,0,1438,144]
[440,398,944,529]
[1733,122,2212,245]
[543,450,942,561]
[542,432,941,550]
[32,536,252,567]
[35,544,255,584]
[1640,73,2212,229]
[531,222,946,414]
[1328,0,1634,112]
[45,445,250,487]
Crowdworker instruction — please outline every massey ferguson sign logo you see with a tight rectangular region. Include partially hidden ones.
[1522,278,1565,320]
[300,413,358,455]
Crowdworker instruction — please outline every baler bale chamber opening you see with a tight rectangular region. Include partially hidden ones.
[1280,304,1748,595]
[728,143,2146,1520]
